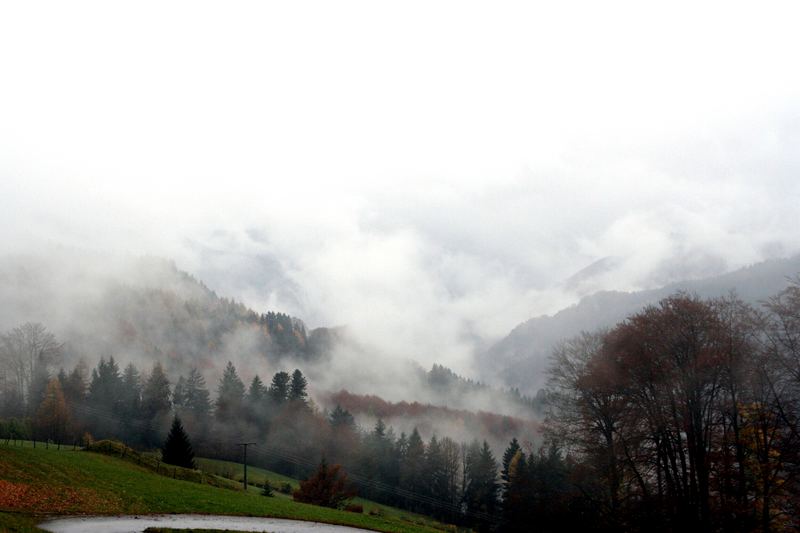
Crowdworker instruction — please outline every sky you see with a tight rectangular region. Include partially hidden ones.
[1,1,799,373]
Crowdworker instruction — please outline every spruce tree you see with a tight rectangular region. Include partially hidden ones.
[269,371,290,405]
[289,369,308,404]
[162,415,196,469]
[216,362,245,420]
[184,368,211,416]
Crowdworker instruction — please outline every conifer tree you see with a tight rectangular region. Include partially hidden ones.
[183,368,211,416]
[162,415,196,469]
[142,362,171,418]
[269,371,290,405]
[216,361,245,420]
[289,369,308,404]
[329,404,355,429]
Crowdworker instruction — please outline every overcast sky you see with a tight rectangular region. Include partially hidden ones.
[2,1,799,371]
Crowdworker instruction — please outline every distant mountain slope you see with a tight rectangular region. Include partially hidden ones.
[0,249,320,377]
[480,255,800,394]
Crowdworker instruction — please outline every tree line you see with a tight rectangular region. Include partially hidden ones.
[0,336,501,529]
[526,280,800,532]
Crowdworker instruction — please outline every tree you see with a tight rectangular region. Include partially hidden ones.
[35,378,70,446]
[501,437,521,497]
[0,323,62,403]
[329,404,355,429]
[119,363,142,431]
[400,427,427,510]
[463,440,499,526]
[86,356,122,438]
[182,368,211,416]
[293,457,355,508]
[269,371,290,405]
[161,416,196,469]
[142,362,171,418]
[246,375,267,423]
[141,362,171,447]
[289,369,308,405]
[216,361,245,420]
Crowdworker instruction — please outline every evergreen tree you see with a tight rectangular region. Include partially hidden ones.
[289,369,308,404]
[246,375,267,423]
[142,362,171,418]
[88,357,122,407]
[183,368,211,416]
[172,375,188,408]
[62,360,88,408]
[501,437,521,498]
[329,404,355,429]
[400,427,427,510]
[426,435,449,510]
[161,415,196,469]
[248,375,266,404]
[502,447,530,532]
[86,357,122,437]
[463,440,500,525]
[119,363,143,442]
[216,361,245,420]
[269,371,290,405]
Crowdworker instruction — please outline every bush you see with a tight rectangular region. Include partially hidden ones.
[278,482,293,494]
[261,480,273,497]
[292,457,356,509]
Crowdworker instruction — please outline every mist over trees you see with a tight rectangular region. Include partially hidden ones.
[3,262,800,531]
[527,281,800,532]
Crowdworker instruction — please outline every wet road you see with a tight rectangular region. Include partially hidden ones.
[39,514,376,533]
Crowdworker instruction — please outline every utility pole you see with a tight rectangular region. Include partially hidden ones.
[237,442,257,491]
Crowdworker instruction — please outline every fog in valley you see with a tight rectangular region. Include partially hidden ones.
[2,3,800,531]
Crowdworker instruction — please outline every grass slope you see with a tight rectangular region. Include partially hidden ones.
[0,444,452,533]
[195,458,447,531]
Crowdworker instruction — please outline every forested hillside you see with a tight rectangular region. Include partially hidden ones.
[482,254,800,393]
[0,251,319,380]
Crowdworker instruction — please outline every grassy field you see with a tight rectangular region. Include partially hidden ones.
[194,457,450,531]
[0,443,455,533]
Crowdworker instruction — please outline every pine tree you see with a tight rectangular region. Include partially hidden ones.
[248,375,266,404]
[501,437,521,498]
[172,375,188,408]
[329,404,355,429]
[400,427,427,509]
[269,371,290,405]
[162,416,196,469]
[289,369,308,405]
[119,363,143,443]
[216,362,245,420]
[142,362,171,419]
[183,368,211,416]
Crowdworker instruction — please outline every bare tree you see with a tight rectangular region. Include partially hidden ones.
[0,322,62,401]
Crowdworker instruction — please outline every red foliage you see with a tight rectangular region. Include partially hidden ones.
[327,390,540,442]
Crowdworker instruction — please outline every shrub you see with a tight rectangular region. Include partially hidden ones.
[344,503,363,514]
[292,457,356,509]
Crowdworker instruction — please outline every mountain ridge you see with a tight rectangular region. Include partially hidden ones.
[480,254,800,393]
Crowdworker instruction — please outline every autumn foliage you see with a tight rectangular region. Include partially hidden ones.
[293,457,355,509]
